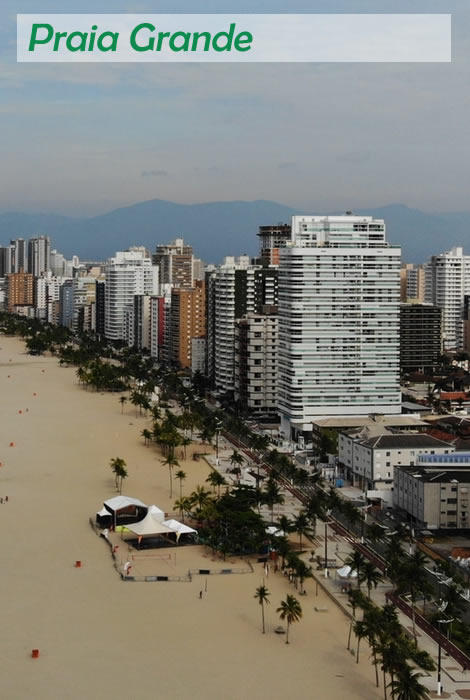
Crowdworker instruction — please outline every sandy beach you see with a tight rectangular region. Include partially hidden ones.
[0,335,381,700]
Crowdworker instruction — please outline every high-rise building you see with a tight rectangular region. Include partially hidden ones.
[234,308,278,415]
[278,215,401,438]
[400,303,442,372]
[153,238,194,288]
[28,236,50,277]
[95,280,106,337]
[169,281,206,369]
[10,238,28,274]
[6,270,34,311]
[426,247,470,350]
[0,246,13,278]
[400,263,426,303]
[257,224,291,266]
[150,296,166,361]
[206,257,279,393]
[104,250,159,341]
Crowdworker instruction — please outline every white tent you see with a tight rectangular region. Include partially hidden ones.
[163,519,197,541]
[337,565,358,579]
[265,526,285,537]
[148,504,165,522]
[104,496,147,511]
[125,511,174,537]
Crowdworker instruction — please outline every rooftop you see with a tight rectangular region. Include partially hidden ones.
[361,434,453,450]
[397,467,470,483]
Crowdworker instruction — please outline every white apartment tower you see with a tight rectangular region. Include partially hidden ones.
[104,250,159,341]
[426,247,470,350]
[278,215,401,437]
[28,236,50,277]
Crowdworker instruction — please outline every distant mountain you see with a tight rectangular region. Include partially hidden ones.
[0,200,469,263]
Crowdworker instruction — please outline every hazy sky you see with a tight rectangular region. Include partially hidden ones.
[1,0,469,216]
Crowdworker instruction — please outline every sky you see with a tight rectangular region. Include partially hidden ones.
[1,0,469,216]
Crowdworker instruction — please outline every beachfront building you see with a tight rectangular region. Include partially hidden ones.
[394,453,470,530]
[104,250,159,341]
[6,269,34,312]
[28,236,50,277]
[278,214,401,439]
[400,303,442,372]
[234,308,278,415]
[339,428,454,505]
[425,246,470,350]
[153,238,198,289]
[169,280,206,369]
[206,257,278,394]
[257,224,291,266]
[0,246,13,278]
[9,238,28,274]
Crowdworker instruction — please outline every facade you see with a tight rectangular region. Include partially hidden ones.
[104,250,159,341]
[400,263,426,303]
[191,337,206,374]
[234,309,278,415]
[394,453,470,529]
[206,257,279,393]
[257,224,291,266]
[150,296,166,360]
[278,215,401,437]
[0,246,13,278]
[400,303,442,372]
[6,270,34,311]
[426,247,470,350]
[95,280,106,336]
[153,239,194,288]
[169,280,206,369]
[339,429,454,504]
[28,236,50,277]
[10,239,28,274]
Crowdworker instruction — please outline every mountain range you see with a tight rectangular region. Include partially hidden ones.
[0,199,469,264]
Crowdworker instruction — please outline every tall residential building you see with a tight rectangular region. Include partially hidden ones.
[206,257,278,393]
[400,263,426,303]
[153,239,194,288]
[400,303,442,372]
[0,246,13,278]
[95,281,106,337]
[28,236,50,277]
[278,215,401,438]
[150,296,166,360]
[234,308,278,415]
[169,280,206,369]
[6,270,34,311]
[104,250,159,341]
[426,247,470,350]
[10,238,28,274]
[257,224,291,266]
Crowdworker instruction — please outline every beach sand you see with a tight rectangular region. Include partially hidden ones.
[0,335,381,700]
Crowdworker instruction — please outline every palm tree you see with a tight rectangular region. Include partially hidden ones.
[174,496,192,522]
[354,618,369,664]
[229,450,245,469]
[175,470,187,500]
[141,428,152,446]
[276,594,303,644]
[294,560,313,595]
[119,396,128,414]
[206,470,227,498]
[254,584,270,634]
[264,479,285,524]
[388,665,430,700]
[110,457,127,491]
[362,561,383,599]
[190,485,212,513]
[345,550,367,589]
[161,454,179,498]
[276,514,293,536]
[293,511,313,553]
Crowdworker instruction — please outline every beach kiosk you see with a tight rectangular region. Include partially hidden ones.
[102,496,148,529]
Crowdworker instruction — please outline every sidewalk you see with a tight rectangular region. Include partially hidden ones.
[207,440,470,699]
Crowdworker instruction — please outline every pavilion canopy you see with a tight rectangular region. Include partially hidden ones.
[125,511,174,537]
[104,496,147,512]
[163,519,197,539]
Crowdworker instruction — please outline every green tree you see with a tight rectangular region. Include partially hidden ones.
[141,428,152,446]
[254,584,270,634]
[119,395,127,414]
[276,594,303,644]
[294,560,313,595]
[293,510,313,553]
[345,550,367,589]
[175,470,187,500]
[110,457,128,494]
[161,454,179,498]
[362,561,383,599]
[206,470,227,498]
[388,665,430,700]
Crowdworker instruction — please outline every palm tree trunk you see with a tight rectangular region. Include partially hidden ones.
[347,618,354,650]
[169,468,173,498]
[356,637,360,663]
[372,647,379,687]
[261,604,265,634]
[383,670,388,700]
[285,621,290,644]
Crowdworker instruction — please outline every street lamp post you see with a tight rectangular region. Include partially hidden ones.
[360,504,372,544]
[215,419,223,467]
[436,612,453,697]
[324,509,332,579]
